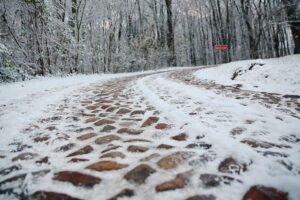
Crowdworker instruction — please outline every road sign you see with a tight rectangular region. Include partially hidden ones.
[214,45,228,50]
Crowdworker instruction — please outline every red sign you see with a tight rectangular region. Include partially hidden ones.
[214,45,228,50]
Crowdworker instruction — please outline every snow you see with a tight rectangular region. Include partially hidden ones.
[0,58,299,200]
[135,73,300,200]
[194,55,300,95]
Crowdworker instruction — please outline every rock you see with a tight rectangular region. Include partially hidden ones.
[117,108,131,114]
[53,171,101,187]
[155,123,169,130]
[141,116,159,127]
[77,132,97,141]
[0,165,22,176]
[127,145,149,153]
[172,133,188,141]
[95,135,121,145]
[186,142,212,150]
[157,152,193,170]
[101,125,116,132]
[67,145,94,157]
[25,191,81,200]
[124,164,156,184]
[185,195,216,200]
[155,174,188,192]
[200,174,221,187]
[86,106,98,110]
[68,158,90,163]
[86,161,128,172]
[101,105,110,109]
[33,136,50,143]
[35,157,49,165]
[241,138,272,148]
[85,117,98,123]
[131,110,146,116]
[242,185,288,200]
[108,189,135,200]
[100,151,126,159]
[230,127,246,136]
[157,144,174,149]
[140,153,160,162]
[241,138,290,149]
[218,157,247,174]
[46,126,57,131]
[12,152,39,162]
[125,139,152,143]
[106,107,117,112]
[117,128,143,135]
[55,143,76,152]
[101,145,121,153]
[75,127,94,133]
[94,119,115,126]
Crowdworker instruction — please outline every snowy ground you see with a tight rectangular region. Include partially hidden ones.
[195,55,300,94]
[0,57,299,200]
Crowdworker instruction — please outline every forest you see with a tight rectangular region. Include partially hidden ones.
[0,0,299,82]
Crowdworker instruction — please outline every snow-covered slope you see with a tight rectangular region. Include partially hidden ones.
[194,55,300,95]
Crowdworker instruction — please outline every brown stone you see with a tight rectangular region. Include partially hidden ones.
[157,144,174,149]
[101,145,121,153]
[94,119,115,126]
[242,185,288,200]
[131,110,146,116]
[125,139,152,143]
[77,132,97,141]
[200,174,221,187]
[157,152,193,170]
[55,143,76,152]
[26,191,81,200]
[100,151,126,159]
[86,161,128,172]
[95,135,121,145]
[155,123,169,130]
[67,145,94,157]
[218,157,247,174]
[117,108,131,114]
[106,107,117,112]
[185,195,216,200]
[172,133,188,141]
[85,117,98,123]
[12,152,39,162]
[33,136,50,143]
[117,128,143,135]
[86,106,98,110]
[230,127,246,136]
[127,145,149,153]
[124,164,156,184]
[140,153,160,162]
[35,157,49,165]
[141,116,159,127]
[53,171,101,187]
[68,158,90,163]
[108,189,135,200]
[0,165,22,176]
[101,125,116,132]
[101,105,110,110]
[155,174,188,192]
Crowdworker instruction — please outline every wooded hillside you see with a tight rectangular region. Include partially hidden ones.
[0,0,299,82]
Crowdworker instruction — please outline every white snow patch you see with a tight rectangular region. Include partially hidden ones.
[194,55,300,95]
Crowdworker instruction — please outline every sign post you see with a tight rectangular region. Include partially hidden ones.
[214,45,229,50]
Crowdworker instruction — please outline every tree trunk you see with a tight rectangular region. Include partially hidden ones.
[282,0,300,54]
[165,0,176,66]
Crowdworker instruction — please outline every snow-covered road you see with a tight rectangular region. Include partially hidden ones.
[0,61,299,200]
